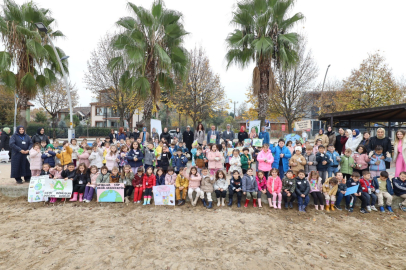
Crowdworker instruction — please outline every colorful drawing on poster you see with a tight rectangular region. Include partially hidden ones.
[252,138,263,147]
[244,139,252,147]
[27,176,48,202]
[44,178,73,198]
[97,183,125,202]
[248,120,261,135]
[153,185,175,206]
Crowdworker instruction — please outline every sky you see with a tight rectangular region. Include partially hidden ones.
[14,0,406,109]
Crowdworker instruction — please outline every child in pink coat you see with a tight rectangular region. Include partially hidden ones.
[78,146,90,168]
[256,171,267,208]
[256,144,274,178]
[207,144,223,175]
[29,143,43,176]
[352,145,370,175]
[267,168,282,209]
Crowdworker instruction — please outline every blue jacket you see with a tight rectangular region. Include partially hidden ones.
[207,130,220,145]
[369,153,392,171]
[316,152,331,172]
[172,154,188,172]
[174,145,188,153]
[326,151,340,167]
[258,131,270,145]
[372,177,394,195]
[117,133,127,141]
[271,146,291,171]
[41,151,56,167]
[156,174,166,186]
[126,149,144,168]
[392,177,406,196]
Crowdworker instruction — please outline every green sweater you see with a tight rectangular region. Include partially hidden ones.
[240,154,252,170]
[340,155,354,175]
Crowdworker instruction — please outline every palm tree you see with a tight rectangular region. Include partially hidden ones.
[225,0,304,127]
[0,0,67,127]
[110,0,188,131]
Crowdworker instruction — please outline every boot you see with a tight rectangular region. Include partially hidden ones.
[143,198,147,205]
[179,200,185,206]
[79,193,83,202]
[298,205,303,212]
[268,198,273,208]
[320,205,324,210]
[228,197,233,207]
[331,202,335,211]
[315,205,319,210]
[278,201,282,209]
[217,198,221,207]
[125,197,129,204]
[202,199,207,207]
[325,204,330,211]
[147,198,151,205]
[258,198,262,208]
[273,201,277,208]
[237,198,241,208]
[221,198,225,206]
[61,198,65,202]
[207,201,213,209]
[70,192,78,202]
[253,199,257,208]
[244,199,249,208]
[177,200,182,206]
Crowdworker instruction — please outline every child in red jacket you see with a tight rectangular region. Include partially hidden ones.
[359,171,378,212]
[143,166,156,205]
[132,167,144,203]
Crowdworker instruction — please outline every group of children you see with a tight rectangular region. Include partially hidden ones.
[26,134,406,213]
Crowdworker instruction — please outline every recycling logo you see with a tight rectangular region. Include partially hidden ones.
[54,180,64,190]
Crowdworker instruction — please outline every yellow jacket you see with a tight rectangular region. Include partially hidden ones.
[175,174,189,188]
[322,177,338,195]
[56,145,73,166]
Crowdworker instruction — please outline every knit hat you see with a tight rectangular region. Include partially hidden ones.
[295,146,302,152]
[3,127,10,133]
[46,144,55,149]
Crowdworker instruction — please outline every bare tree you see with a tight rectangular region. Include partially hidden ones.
[269,38,318,133]
[35,79,78,127]
[83,33,142,127]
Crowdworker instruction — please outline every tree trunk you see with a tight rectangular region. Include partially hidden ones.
[257,61,270,128]
[143,95,154,132]
[287,119,293,134]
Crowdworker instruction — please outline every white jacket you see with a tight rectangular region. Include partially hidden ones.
[89,148,104,168]
[345,134,362,154]
[229,156,242,174]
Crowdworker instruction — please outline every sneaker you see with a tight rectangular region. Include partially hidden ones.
[85,200,90,203]
[386,206,394,213]
[370,205,378,212]
[303,207,307,212]
[335,205,342,211]
[379,206,385,212]
[360,208,369,214]
[400,204,406,212]
[289,202,293,209]
[345,205,349,211]
[366,206,371,212]
[284,203,288,209]
[349,208,354,212]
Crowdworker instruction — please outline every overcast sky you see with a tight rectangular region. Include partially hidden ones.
[15,0,406,109]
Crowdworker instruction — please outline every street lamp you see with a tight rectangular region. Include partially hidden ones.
[35,22,74,141]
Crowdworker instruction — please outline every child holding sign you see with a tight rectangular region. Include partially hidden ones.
[120,165,134,204]
[142,167,156,205]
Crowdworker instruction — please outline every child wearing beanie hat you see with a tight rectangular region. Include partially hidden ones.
[289,146,307,176]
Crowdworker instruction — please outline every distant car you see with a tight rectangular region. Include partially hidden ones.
[169,130,176,139]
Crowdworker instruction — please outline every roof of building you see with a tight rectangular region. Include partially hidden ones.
[237,117,287,124]
[27,101,35,106]
[319,103,406,122]
[60,106,91,115]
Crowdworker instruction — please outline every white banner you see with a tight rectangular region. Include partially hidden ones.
[248,120,261,135]
[151,119,162,136]
[294,120,311,131]
[43,178,73,198]
[27,176,48,202]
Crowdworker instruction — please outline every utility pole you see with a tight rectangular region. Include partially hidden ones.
[233,101,238,119]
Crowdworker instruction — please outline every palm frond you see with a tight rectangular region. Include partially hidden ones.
[0,51,12,70]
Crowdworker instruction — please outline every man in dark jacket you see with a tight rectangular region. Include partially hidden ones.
[10,126,33,184]
[31,127,50,145]
[222,124,234,144]
[132,127,140,140]
[207,125,220,145]
[393,172,406,212]
[182,126,194,155]
[160,127,171,144]
[0,127,11,161]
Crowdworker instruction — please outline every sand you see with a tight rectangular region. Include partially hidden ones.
[1,195,406,270]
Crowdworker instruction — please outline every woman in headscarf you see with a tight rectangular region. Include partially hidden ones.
[10,126,33,184]
[238,126,248,143]
[345,129,363,154]
[258,126,270,145]
[325,126,336,146]
[393,129,406,177]
[0,127,11,160]
[341,129,351,153]
[335,128,345,155]
[314,128,329,148]
[368,128,392,169]
[31,127,50,145]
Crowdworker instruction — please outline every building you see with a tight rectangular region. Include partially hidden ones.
[57,107,91,124]
[89,89,143,128]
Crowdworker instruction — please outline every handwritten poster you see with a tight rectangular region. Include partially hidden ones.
[153,185,175,206]
[27,176,48,202]
[97,183,125,202]
[44,178,73,198]
[252,138,263,147]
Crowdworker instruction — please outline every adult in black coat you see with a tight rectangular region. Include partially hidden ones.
[237,126,249,144]
[182,126,194,154]
[367,128,392,169]
[335,128,345,155]
[10,126,33,184]
[132,127,140,140]
[31,127,50,145]
[0,127,11,160]
[160,127,171,144]
[109,129,117,141]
